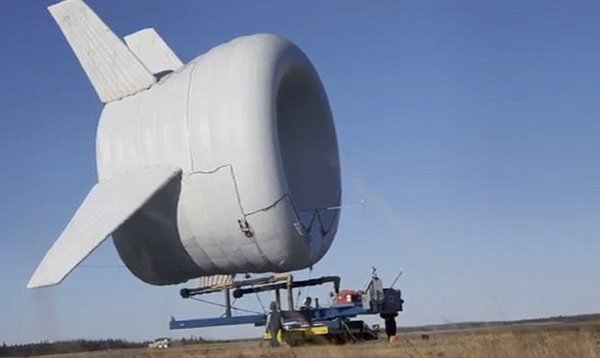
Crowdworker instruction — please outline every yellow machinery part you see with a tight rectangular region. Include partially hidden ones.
[263,325,333,346]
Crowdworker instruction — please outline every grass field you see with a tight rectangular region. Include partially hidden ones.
[47,321,600,358]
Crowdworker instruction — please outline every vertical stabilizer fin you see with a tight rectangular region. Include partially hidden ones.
[48,0,157,103]
[27,166,182,289]
[124,28,184,75]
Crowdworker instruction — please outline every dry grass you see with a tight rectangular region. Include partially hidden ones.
[50,322,600,358]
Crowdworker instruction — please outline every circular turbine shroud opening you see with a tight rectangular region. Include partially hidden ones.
[276,66,340,213]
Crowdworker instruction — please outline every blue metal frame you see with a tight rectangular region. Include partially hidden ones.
[170,314,267,329]
[169,302,383,330]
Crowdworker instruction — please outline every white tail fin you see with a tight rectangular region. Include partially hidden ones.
[27,166,182,289]
[48,0,156,103]
[125,28,184,76]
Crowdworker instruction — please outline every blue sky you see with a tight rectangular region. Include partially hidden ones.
[1,0,599,344]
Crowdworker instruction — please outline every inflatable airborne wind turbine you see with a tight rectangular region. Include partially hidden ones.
[28,0,341,288]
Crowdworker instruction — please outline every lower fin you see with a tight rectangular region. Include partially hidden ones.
[197,274,235,289]
[27,166,182,289]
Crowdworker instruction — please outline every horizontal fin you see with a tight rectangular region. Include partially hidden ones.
[124,28,184,76]
[27,166,182,289]
[48,0,157,102]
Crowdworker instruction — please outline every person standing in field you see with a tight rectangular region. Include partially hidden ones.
[266,301,283,347]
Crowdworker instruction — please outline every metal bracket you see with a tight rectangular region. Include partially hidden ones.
[237,218,254,238]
